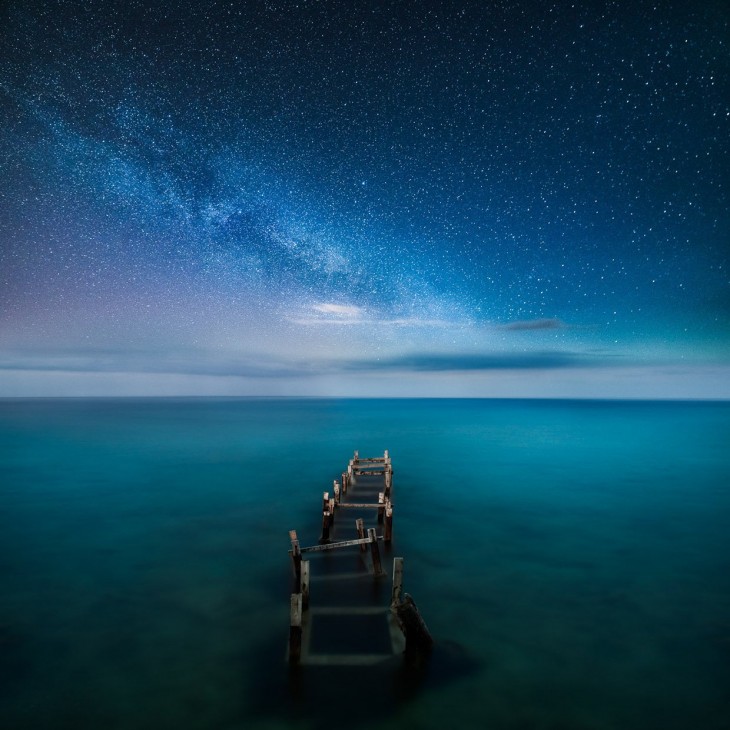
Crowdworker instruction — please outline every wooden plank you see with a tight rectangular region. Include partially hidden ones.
[337,502,382,509]
[300,535,382,553]
[377,492,385,524]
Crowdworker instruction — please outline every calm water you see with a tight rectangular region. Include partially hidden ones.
[1,398,729,729]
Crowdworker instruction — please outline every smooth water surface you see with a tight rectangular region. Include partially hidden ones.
[1,398,729,729]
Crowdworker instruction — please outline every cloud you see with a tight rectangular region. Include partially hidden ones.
[502,318,566,331]
[342,350,600,372]
[312,303,364,318]
[290,303,462,328]
[0,346,606,381]
[289,316,458,327]
[0,350,312,379]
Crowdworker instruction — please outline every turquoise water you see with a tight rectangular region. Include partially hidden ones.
[1,398,729,729]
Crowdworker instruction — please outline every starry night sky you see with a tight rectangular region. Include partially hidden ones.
[1,0,728,397]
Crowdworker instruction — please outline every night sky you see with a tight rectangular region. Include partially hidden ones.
[1,0,728,397]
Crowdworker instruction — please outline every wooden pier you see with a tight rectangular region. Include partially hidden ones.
[287,450,431,665]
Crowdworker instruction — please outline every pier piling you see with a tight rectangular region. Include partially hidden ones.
[384,501,393,542]
[368,527,384,577]
[289,593,303,663]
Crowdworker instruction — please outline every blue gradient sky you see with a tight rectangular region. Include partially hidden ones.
[1,1,728,397]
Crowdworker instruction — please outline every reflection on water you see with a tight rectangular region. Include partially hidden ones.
[1,398,729,729]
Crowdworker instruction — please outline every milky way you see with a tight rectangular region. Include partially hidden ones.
[1,1,728,396]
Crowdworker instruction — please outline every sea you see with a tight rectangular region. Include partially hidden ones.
[1,397,728,730]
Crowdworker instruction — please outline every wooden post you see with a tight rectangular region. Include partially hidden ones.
[301,560,310,610]
[377,492,385,524]
[289,593,302,663]
[368,527,384,577]
[356,518,367,552]
[354,450,359,462]
[384,501,393,542]
[329,497,336,525]
[334,481,340,504]
[320,511,330,543]
[289,530,302,591]
[341,471,348,494]
[391,556,404,608]
[348,460,353,479]
[384,449,389,460]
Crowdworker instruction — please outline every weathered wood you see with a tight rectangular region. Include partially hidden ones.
[384,501,393,542]
[319,510,330,543]
[368,527,384,577]
[301,535,379,553]
[356,518,367,552]
[395,593,433,655]
[391,557,403,607]
[328,497,335,524]
[334,482,340,504]
[301,560,310,610]
[289,593,303,663]
[377,492,385,524]
[341,471,348,494]
[337,502,382,509]
[322,491,329,513]
[289,531,302,590]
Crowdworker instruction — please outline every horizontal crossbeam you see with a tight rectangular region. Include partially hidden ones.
[295,535,383,553]
[337,503,382,509]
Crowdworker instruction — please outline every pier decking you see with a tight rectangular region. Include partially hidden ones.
[287,450,431,665]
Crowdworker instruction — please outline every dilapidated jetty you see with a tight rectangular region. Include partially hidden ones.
[288,450,432,665]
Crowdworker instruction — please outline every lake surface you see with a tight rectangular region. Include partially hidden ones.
[1,398,729,729]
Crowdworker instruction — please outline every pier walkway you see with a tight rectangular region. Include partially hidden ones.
[287,450,430,665]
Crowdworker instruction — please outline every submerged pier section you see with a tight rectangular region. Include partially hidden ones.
[288,450,432,665]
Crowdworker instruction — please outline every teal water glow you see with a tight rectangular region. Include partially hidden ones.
[1,398,729,729]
